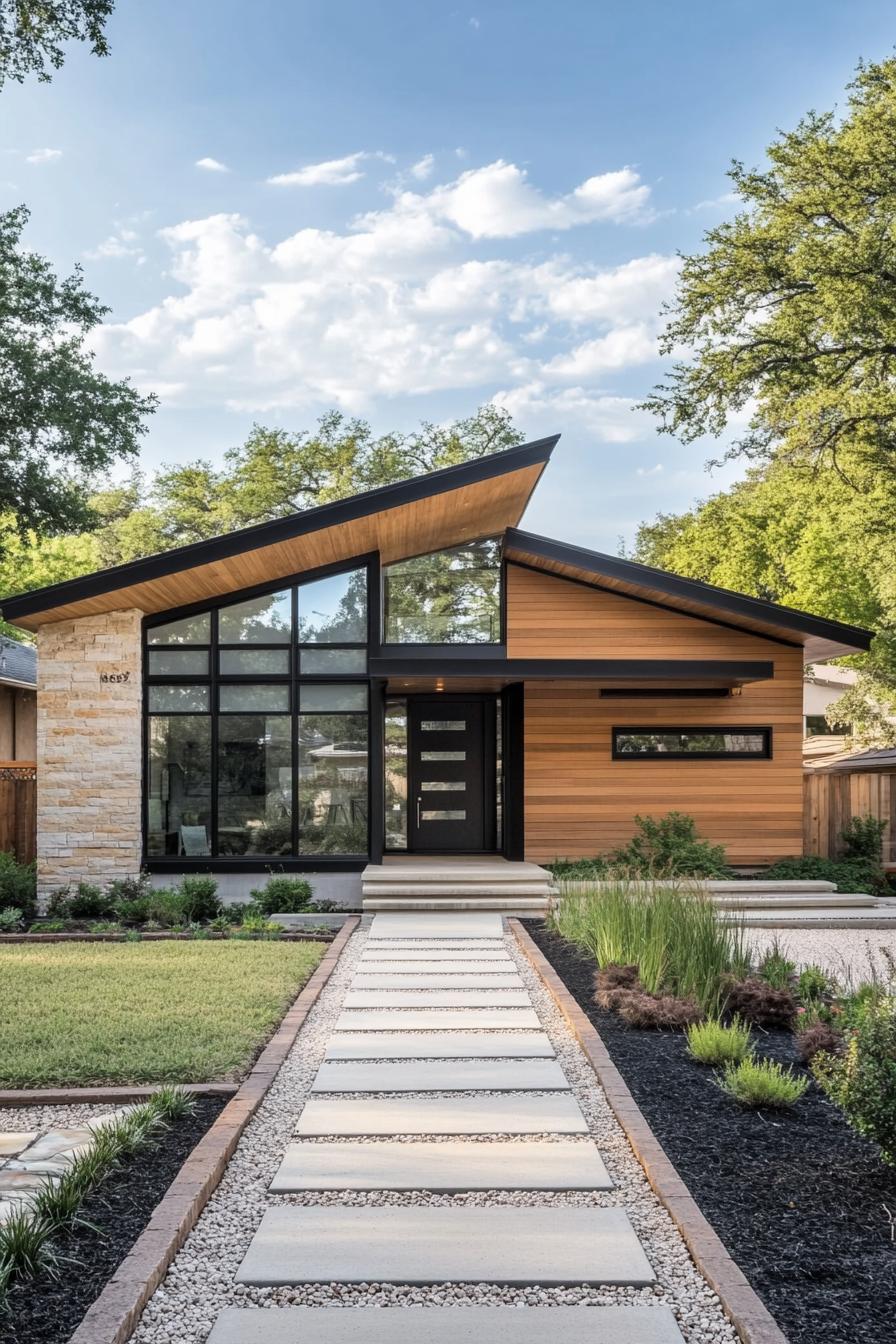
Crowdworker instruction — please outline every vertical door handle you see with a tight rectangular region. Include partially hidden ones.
[416,796,422,826]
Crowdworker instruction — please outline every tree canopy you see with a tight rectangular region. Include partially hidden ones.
[0,205,156,538]
[643,57,896,483]
[0,1,113,86]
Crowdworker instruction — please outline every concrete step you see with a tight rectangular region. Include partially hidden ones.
[310,1058,571,1093]
[363,862,553,885]
[712,892,876,910]
[368,913,504,938]
[270,1140,611,1191]
[726,905,896,928]
[559,877,838,894]
[208,1306,684,1344]
[234,1206,654,1286]
[362,897,548,914]
[335,1008,541,1031]
[325,1032,555,1059]
[361,882,552,897]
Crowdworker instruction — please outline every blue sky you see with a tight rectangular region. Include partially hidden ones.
[2,1,894,549]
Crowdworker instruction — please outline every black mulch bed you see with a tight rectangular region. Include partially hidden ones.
[1,1096,226,1344]
[526,922,896,1344]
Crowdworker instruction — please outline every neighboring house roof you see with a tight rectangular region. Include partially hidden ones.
[807,745,896,773]
[0,436,557,631]
[0,636,37,689]
[0,435,875,660]
[503,528,872,662]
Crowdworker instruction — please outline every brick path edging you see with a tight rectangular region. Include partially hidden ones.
[0,1083,239,1107]
[510,919,790,1344]
[66,915,360,1344]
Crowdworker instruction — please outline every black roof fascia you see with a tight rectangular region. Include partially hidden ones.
[369,657,774,682]
[505,528,873,652]
[1,436,558,623]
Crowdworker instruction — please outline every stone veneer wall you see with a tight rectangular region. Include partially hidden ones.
[36,609,144,900]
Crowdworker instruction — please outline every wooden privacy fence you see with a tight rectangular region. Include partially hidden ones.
[804,767,896,864]
[0,761,36,865]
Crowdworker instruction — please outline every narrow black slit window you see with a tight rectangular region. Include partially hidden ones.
[612,728,771,759]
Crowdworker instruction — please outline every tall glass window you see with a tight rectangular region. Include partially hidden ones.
[385,697,408,849]
[382,538,501,643]
[146,716,212,856]
[144,563,370,861]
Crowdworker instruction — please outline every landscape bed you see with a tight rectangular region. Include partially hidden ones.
[0,1096,225,1344]
[0,941,326,1087]
[525,921,896,1344]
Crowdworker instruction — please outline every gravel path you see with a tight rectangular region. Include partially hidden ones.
[132,924,737,1344]
[0,1102,114,1135]
[747,927,896,983]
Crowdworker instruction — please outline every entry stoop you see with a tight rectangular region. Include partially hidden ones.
[361,857,555,914]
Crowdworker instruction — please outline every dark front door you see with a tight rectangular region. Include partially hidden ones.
[408,697,496,852]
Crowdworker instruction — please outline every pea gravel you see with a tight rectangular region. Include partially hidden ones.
[132,923,738,1344]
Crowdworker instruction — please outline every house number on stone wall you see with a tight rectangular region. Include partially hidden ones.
[100,670,131,684]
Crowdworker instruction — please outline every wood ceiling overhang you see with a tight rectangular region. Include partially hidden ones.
[1,437,557,632]
[504,529,873,663]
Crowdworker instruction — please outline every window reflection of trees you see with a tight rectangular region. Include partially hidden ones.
[383,539,501,644]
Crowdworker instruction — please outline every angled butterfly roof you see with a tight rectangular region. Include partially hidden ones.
[1,437,558,632]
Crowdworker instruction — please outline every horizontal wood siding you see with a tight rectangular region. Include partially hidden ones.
[507,565,804,864]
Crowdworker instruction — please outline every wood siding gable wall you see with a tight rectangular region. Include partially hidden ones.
[506,564,804,865]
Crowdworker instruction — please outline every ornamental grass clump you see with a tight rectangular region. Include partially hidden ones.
[550,877,745,1013]
[718,1056,808,1108]
[686,1015,752,1066]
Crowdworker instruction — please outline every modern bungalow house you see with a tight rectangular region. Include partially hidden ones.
[0,436,873,908]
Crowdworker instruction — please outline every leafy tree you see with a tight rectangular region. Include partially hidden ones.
[0,205,156,539]
[643,58,896,482]
[633,463,896,744]
[0,1,113,87]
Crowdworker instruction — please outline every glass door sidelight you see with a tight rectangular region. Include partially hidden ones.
[407,697,496,852]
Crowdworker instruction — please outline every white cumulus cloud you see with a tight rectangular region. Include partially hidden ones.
[196,156,230,173]
[410,153,435,181]
[26,147,62,164]
[267,152,369,187]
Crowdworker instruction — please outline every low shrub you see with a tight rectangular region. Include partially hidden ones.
[758,940,796,990]
[0,906,24,932]
[114,896,152,925]
[722,976,797,1028]
[796,964,830,1005]
[763,853,886,895]
[548,856,610,880]
[106,873,152,905]
[66,882,115,920]
[616,991,703,1029]
[840,813,887,861]
[146,886,189,927]
[718,1057,808,1108]
[309,898,340,913]
[612,812,729,879]
[0,852,37,921]
[796,1018,846,1065]
[250,876,314,915]
[87,920,121,934]
[686,1016,752,1065]
[30,919,66,932]
[178,875,221,922]
[812,994,896,1162]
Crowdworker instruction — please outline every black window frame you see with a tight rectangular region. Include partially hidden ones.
[142,551,379,872]
[380,534,505,648]
[611,726,773,760]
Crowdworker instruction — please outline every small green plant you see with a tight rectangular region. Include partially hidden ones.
[812,993,896,1162]
[87,920,121,935]
[124,929,143,942]
[106,873,152,905]
[840,814,887,861]
[113,895,151,925]
[146,887,190,927]
[612,812,729,878]
[686,1016,752,1065]
[29,919,67,932]
[0,906,23,932]
[718,1056,808,1108]
[797,964,830,1004]
[548,856,610,880]
[209,912,234,932]
[67,881,115,920]
[0,851,37,921]
[178,875,221,922]
[0,1208,58,1286]
[758,939,796,990]
[153,1085,197,1122]
[249,875,314,915]
[764,853,885,895]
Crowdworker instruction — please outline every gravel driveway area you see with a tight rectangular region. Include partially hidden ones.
[747,927,896,982]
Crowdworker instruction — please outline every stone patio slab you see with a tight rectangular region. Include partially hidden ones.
[343,990,531,1007]
[0,1132,37,1159]
[270,1140,612,1192]
[366,938,506,949]
[356,961,518,974]
[325,1032,555,1059]
[235,1206,654,1286]
[368,914,504,938]
[296,1094,588,1135]
[208,1306,682,1343]
[352,973,525,988]
[311,1059,570,1092]
[360,947,511,960]
[335,1009,540,1031]
[13,1128,93,1163]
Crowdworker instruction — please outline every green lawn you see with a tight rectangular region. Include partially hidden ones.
[0,940,326,1086]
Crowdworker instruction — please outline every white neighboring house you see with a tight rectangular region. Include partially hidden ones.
[804,663,856,738]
